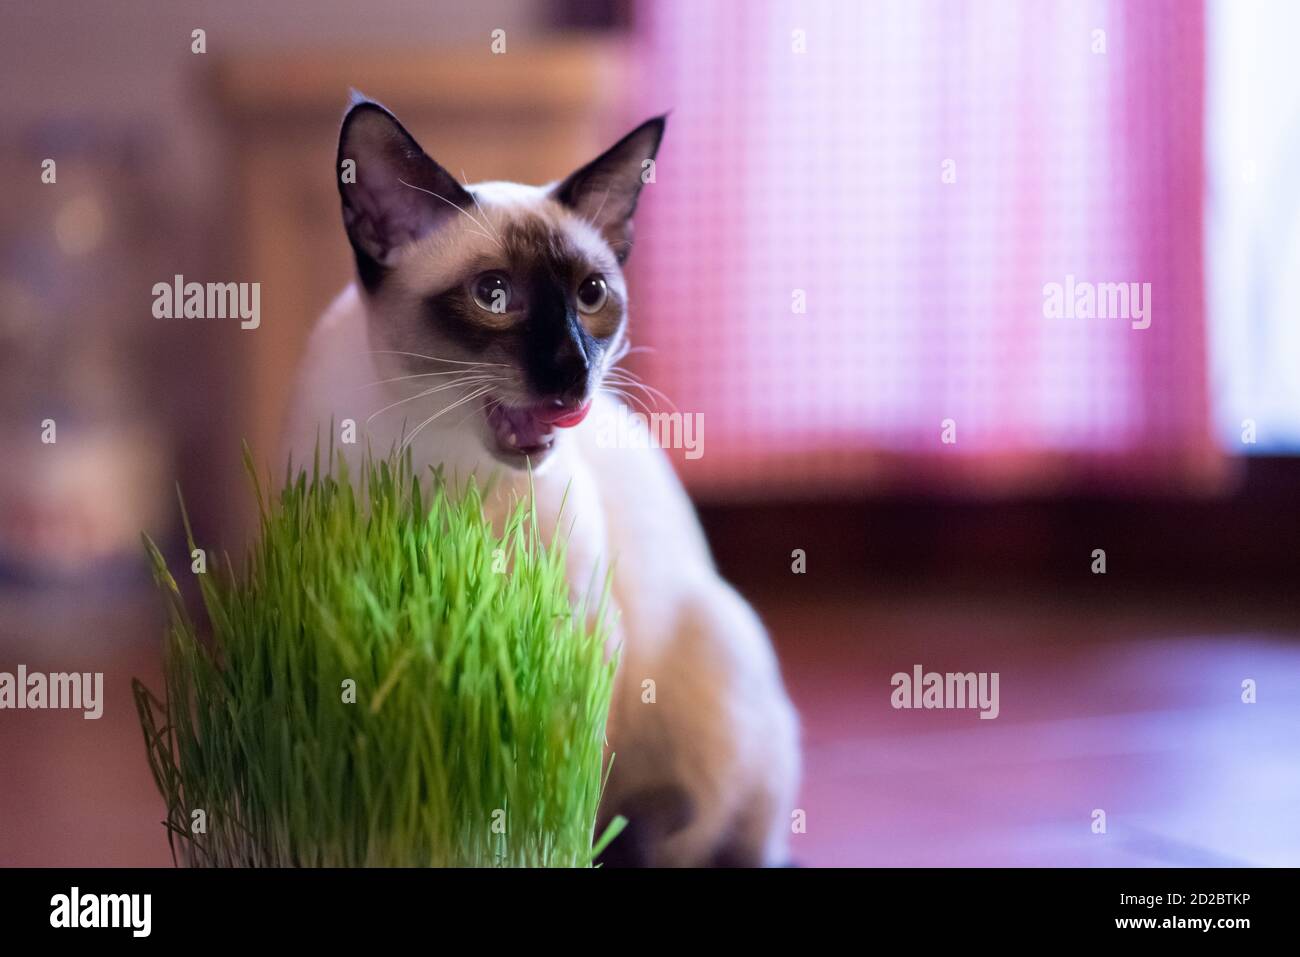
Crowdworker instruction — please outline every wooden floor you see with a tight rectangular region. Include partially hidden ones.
[765,589,1300,867]
[2,582,1297,867]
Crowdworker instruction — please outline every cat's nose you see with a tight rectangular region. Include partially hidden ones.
[537,337,590,402]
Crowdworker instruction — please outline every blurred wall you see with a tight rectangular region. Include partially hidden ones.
[2,1,548,218]
[0,1,565,577]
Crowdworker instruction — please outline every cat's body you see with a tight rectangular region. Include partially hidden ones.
[284,100,799,866]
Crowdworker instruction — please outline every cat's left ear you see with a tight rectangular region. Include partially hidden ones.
[336,94,473,286]
[552,116,666,263]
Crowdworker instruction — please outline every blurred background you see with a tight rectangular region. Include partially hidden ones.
[1,0,1297,866]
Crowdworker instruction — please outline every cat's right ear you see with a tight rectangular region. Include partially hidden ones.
[336,96,472,287]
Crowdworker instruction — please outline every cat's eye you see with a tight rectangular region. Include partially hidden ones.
[471,272,512,314]
[576,275,608,314]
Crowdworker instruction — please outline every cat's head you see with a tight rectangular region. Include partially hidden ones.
[337,95,664,467]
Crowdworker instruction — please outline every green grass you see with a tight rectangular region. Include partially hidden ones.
[134,445,621,867]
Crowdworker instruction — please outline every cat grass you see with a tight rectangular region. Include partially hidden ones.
[133,445,622,867]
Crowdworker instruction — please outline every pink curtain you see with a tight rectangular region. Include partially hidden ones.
[628,0,1214,498]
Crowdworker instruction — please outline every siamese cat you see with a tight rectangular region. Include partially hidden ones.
[284,96,800,866]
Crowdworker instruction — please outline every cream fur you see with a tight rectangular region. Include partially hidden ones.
[285,181,800,867]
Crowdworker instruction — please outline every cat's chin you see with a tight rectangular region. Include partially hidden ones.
[485,438,558,468]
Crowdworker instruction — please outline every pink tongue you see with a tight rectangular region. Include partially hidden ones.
[535,401,591,429]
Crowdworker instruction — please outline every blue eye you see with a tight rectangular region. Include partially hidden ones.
[472,272,511,313]
[576,275,608,313]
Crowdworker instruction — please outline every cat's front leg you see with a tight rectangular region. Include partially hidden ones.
[598,581,800,867]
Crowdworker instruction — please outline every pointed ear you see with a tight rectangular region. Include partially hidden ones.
[552,116,666,263]
[336,97,473,284]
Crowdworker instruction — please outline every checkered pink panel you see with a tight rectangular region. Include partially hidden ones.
[626,0,1211,498]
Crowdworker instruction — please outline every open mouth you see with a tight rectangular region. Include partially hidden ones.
[484,398,591,462]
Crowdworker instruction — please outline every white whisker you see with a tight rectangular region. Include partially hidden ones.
[361,350,511,369]
[604,372,678,412]
[365,375,501,426]
[400,386,495,452]
[354,369,502,390]
[462,170,504,246]
[586,186,612,230]
[397,178,501,247]
[603,385,654,416]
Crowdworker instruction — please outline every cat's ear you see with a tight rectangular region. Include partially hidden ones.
[336,95,472,279]
[552,115,666,263]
